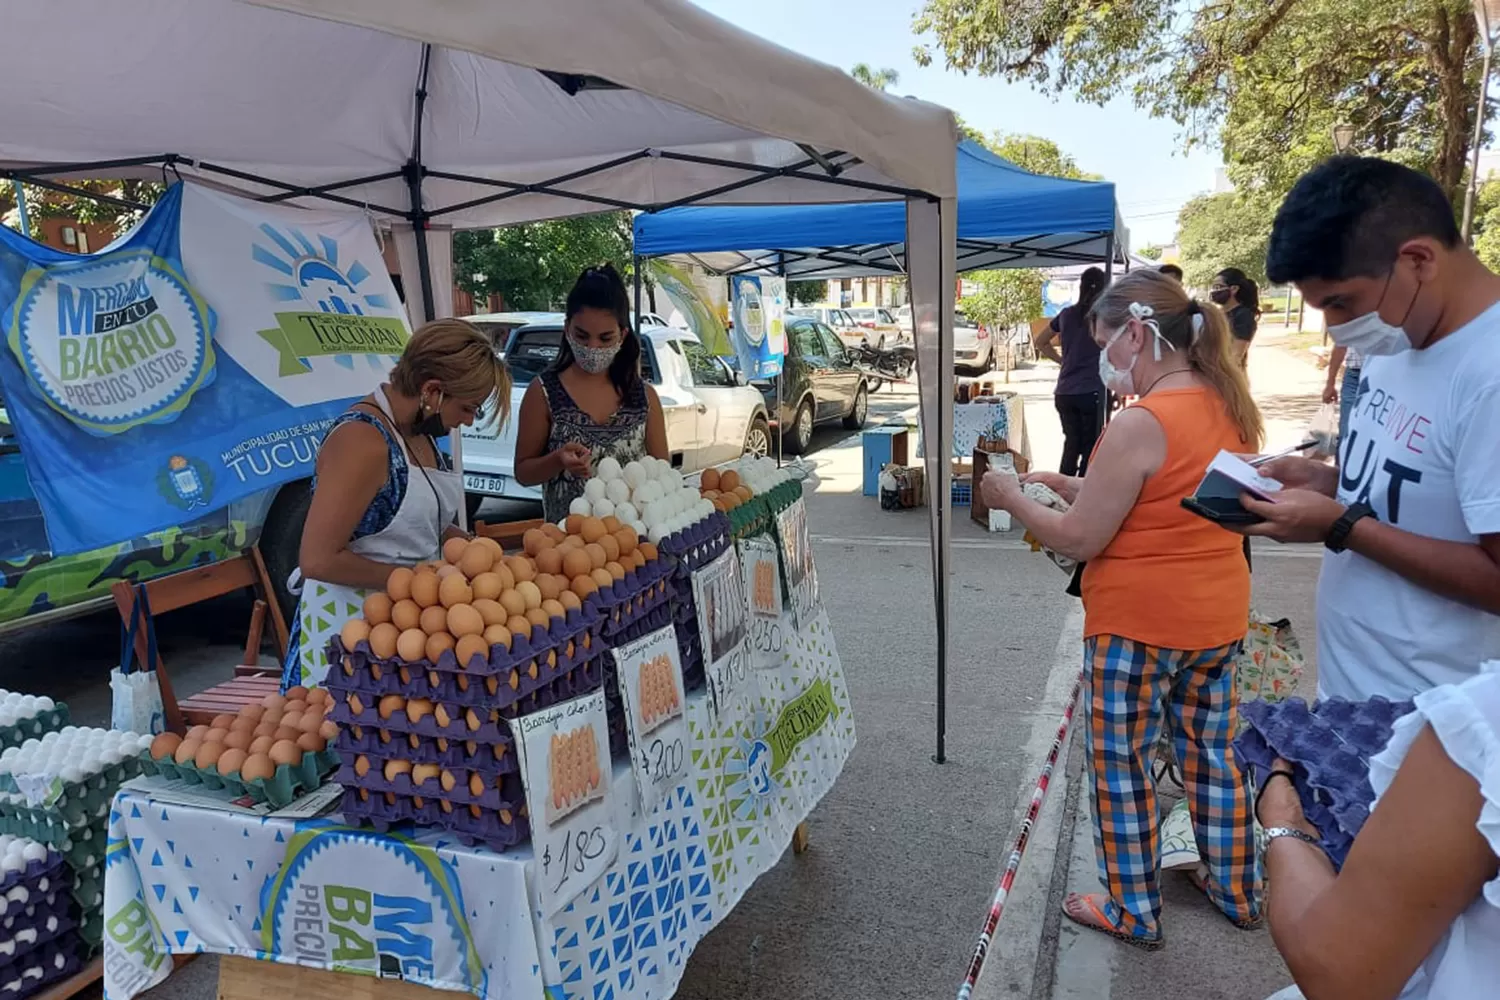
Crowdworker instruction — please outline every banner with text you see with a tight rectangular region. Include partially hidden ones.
[0,182,408,553]
[729,276,785,379]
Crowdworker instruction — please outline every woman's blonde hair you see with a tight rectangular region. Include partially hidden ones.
[389,319,511,430]
[1090,270,1263,448]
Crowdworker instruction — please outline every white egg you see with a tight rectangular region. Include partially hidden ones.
[32,698,51,713]
[646,524,665,544]
[17,696,35,711]
[697,499,715,518]
[0,713,15,729]
[605,478,631,505]
[136,735,153,754]
[615,502,638,524]
[58,766,81,785]
[569,496,593,516]
[0,857,20,875]
[642,500,664,525]
[19,843,43,864]
[2,694,18,706]
[591,497,616,518]
[597,456,623,480]
[583,478,608,501]
[19,740,38,753]
[639,481,663,505]
[623,461,646,489]
[627,520,647,538]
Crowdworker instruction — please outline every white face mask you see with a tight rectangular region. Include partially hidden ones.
[1326,311,1412,357]
[1097,313,1177,395]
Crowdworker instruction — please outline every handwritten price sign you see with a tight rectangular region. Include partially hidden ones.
[610,626,692,813]
[775,498,820,626]
[507,690,619,915]
[692,548,753,717]
[747,610,792,672]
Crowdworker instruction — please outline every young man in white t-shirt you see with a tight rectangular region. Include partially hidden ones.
[1240,157,1500,702]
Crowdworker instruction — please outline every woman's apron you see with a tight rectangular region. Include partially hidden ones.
[284,387,464,689]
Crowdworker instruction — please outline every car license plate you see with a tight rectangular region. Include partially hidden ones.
[463,473,507,495]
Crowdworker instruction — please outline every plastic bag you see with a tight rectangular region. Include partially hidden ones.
[110,585,165,735]
[1307,402,1339,459]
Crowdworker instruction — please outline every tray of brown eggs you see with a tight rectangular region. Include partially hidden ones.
[339,785,531,852]
[338,727,515,773]
[335,755,525,812]
[141,687,339,808]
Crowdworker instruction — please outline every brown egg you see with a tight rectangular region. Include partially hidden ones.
[285,686,309,701]
[269,740,302,768]
[639,542,659,561]
[590,567,614,590]
[525,607,550,629]
[571,574,598,598]
[491,562,516,591]
[454,542,491,579]
[210,713,235,731]
[386,566,415,601]
[419,604,449,635]
[410,571,441,609]
[478,535,505,557]
[534,548,564,577]
[507,556,537,583]
[395,628,426,661]
[296,732,326,753]
[362,593,393,626]
[390,599,422,632]
[412,763,442,786]
[443,536,469,564]
[223,730,254,752]
[370,622,400,659]
[559,534,585,550]
[471,572,504,602]
[229,713,258,734]
[446,604,484,638]
[561,548,592,581]
[299,712,324,734]
[535,574,564,603]
[283,698,307,715]
[238,703,266,723]
[599,534,620,563]
[602,515,622,534]
[523,528,551,557]
[469,772,486,797]
[174,739,201,765]
[378,694,406,720]
[425,632,456,662]
[279,712,303,733]
[541,599,567,620]
[580,516,607,544]
[455,633,488,668]
[605,560,626,581]
[512,580,540,611]
[472,598,507,627]
[249,735,276,755]
[496,589,526,618]
[439,573,473,609]
[151,732,182,761]
[241,753,275,783]
[719,470,741,492]
[274,726,302,743]
[194,742,224,770]
[483,623,513,650]
[559,590,582,611]
[701,468,721,490]
[186,725,210,742]
[440,769,458,792]
[253,721,278,740]
[319,720,339,741]
[507,614,534,638]
[542,523,567,543]
[384,758,413,782]
[584,542,608,571]
[217,748,248,777]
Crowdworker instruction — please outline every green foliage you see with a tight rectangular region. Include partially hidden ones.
[1137,245,1164,260]
[1174,191,1275,287]
[980,133,1099,180]
[913,0,1483,200]
[454,213,634,311]
[1,179,164,241]
[787,281,826,306]
[1473,179,1500,272]
[960,269,1044,333]
[851,64,900,91]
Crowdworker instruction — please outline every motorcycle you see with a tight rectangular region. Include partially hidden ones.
[852,340,915,389]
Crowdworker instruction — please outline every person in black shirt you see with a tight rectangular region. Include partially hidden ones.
[1039,267,1108,476]
[1210,268,1260,369]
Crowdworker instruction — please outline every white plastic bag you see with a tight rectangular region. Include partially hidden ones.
[111,586,165,735]
[1308,402,1339,459]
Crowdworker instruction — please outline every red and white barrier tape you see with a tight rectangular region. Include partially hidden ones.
[956,667,1084,1000]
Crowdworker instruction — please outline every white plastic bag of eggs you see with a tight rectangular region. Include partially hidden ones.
[0,836,48,877]
[0,694,55,731]
[568,455,714,544]
[0,728,150,786]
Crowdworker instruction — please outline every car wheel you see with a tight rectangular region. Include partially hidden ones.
[743,416,771,458]
[783,398,815,455]
[465,492,485,527]
[843,383,869,430]
[259,479,312,625]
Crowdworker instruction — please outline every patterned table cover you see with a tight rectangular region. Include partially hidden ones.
[101,609,854,1000]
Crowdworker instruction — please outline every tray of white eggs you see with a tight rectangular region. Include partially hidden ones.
[0,728,151,828]
[0,696,67,755]
[0,796,104,876]
[570,456,720,545]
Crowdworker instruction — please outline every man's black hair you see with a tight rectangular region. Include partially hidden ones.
[1157,263,1184,281]
[1266,156,1461,285]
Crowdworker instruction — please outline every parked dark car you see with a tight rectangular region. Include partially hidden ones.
[755,317,868,454]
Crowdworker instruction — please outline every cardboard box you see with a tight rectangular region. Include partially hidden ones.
[970,447,1029,530]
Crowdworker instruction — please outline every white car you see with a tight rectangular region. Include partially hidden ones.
[953,310,993,372]
[458,315,770,518]
[786,306,865,349]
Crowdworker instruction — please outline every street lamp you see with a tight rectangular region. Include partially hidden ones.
[1463,0,1500,242]
[1332,123,1356,154]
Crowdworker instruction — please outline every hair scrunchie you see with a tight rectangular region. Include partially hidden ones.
[1188,299,1204,343]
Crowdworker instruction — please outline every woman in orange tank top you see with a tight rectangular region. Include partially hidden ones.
[981,270,1265,949]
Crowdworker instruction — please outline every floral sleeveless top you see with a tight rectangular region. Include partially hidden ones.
[538,370,649,522]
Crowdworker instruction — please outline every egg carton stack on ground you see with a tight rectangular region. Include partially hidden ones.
[1234,695,1414,870]
[140,692,340,808]
[0,729,151,953]
[0,698,67,755]
[0,836,84,999]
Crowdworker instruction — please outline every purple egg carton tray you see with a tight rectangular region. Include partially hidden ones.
[672,613,706,692]
[327,601,603,711]
[0,897,75,965]
[660,513,733,579]
[0,852,64,903]
[334,758,524,812]
[335,730,517,775]
[1235,695,1414,870]
[596,565,676,641]
[339,787,530,853]
[0,935,84,1000]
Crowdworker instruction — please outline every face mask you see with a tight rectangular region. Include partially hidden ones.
[1097,325,1140,395]
[573,340,622,374]
[1325,268,1419,357]
[1209,287,1232,305]
[413,392,447,437]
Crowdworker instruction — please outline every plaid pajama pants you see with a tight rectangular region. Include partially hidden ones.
[1083,634,1262,941]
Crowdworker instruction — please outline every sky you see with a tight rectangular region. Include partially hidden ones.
[691,0,1221,248]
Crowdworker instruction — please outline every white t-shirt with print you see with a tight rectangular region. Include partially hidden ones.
[1317,301,1500,701]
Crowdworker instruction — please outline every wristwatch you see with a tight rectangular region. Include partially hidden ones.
[1325,501,1375,553]
[1263,826,1322,849]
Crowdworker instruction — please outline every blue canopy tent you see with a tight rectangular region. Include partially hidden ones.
[633,139,1127,277]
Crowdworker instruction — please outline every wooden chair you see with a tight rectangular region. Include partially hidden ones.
[474,517,546,552]
[110,547,290,733]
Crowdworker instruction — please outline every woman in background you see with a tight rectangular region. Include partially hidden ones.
[1322,345,1363,447]
[981,269,1264,948]
[1037,266,1108,476]
[1211,267,1260,369]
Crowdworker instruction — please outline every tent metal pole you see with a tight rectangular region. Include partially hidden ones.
[1100,233,1115,435]
[776,253,786,468]
[9,180,29,237]
[406,44,436,323]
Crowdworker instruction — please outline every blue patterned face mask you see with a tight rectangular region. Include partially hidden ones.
[572,340,621,374]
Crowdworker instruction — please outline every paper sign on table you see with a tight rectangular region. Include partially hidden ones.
[610,626,691,814]
[774,498,820,625]
[691,547,751,716]
[507,691,618,916]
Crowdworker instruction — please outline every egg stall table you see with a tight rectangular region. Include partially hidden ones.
[102,458,856,1000]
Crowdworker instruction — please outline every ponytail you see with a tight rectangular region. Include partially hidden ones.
[1187,300,1263,448]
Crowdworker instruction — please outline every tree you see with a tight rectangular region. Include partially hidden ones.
[1174,191,1275,287]
[850,64,900,91]
[1472,178,1500,272]
[1,179,164,241]
[981,133,1098,180]
[454,213,634,311]
[1137,245,1164,261]
[787,281,826,306]
[912,0,1484,202]
[959,269,1043,334]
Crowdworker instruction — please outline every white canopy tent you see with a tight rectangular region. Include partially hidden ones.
[0,0,961,760]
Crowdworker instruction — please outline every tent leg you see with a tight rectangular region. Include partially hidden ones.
[404,45,436,324]
[633,255,643,324]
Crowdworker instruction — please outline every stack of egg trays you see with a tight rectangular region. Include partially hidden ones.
[339,786,532,851]
[0,938,84,1000]
[660,512,732,692]
[595,556,676,646]
[0,706,68,755]
[0,754,147,827]
[0,799,104,875]
[1235,695,1414,870]
[140,748,338,810]
[0,842,85,984]
[0,891,76,966]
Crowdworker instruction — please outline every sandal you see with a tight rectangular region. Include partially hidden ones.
[1061,892,1164,951]
[1184,867,1263,930]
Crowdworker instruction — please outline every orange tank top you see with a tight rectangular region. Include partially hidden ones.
[1082,386,1251,649]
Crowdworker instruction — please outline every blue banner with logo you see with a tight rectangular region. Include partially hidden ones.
[730,275,785,379]
[0,183,408,554]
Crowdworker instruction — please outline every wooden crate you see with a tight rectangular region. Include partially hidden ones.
[181,676,281,726]
[217,956,467,1000]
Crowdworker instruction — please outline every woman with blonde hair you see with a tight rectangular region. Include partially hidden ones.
[281,318,510,689]
[982,269,1264,948]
